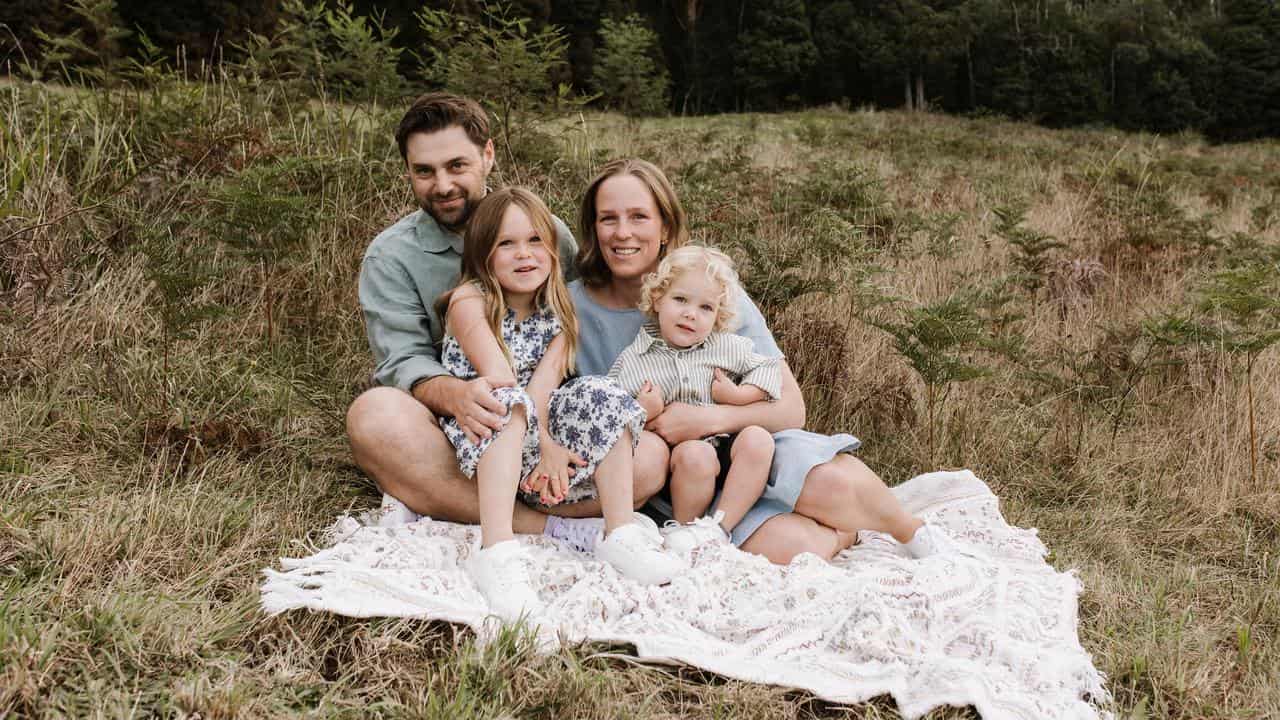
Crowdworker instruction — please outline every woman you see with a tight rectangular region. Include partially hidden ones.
[570,159,954,564]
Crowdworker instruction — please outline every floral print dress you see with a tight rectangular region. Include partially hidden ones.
[440,306,645,507]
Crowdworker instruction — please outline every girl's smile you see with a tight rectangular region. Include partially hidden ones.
[489,205,552,312]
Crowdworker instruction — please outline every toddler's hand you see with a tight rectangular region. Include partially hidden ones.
[710,369,740,404]
[637,380,664,419]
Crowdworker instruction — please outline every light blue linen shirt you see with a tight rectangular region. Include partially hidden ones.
[359,209,578,391]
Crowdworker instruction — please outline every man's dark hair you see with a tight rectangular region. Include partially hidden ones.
[395,93,490,160]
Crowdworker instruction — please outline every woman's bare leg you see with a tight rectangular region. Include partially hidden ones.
[793,455,923,543]
[739,513,858,565]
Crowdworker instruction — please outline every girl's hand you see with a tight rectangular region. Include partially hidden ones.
[530,438,585,505]
[636,380,665,420]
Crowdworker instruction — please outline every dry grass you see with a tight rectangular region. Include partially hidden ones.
[2,80,1278,718]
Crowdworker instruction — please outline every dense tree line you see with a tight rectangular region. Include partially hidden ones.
[3,0,1277,139]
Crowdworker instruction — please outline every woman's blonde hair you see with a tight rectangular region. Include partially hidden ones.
[436,187,577,377]
[638,245,740,333]
[576,158,689,288]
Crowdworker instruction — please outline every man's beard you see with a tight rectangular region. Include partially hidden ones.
[423,191,474,232]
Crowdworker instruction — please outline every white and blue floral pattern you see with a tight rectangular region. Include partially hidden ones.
[440,305,645,507]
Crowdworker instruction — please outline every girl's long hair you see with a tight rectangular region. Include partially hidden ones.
[436,187,578,378]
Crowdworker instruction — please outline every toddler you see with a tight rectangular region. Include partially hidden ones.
[609,245,780,553]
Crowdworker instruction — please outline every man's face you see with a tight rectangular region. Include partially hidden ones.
[404,125,494,232]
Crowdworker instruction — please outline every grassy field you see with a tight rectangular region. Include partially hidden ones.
[2,76,1278,719]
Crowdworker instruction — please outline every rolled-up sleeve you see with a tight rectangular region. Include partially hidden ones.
[737,353,783,401]
[359,255,448,391]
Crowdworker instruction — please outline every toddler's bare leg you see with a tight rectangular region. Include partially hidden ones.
[668,439,719,522]
[474,406,527,548]
[715,426,774,531]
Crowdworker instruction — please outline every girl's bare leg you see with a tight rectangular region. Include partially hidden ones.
[474,406,527,548]
[591,429,637,534]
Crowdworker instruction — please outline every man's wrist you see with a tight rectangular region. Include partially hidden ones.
[411,375,453,412]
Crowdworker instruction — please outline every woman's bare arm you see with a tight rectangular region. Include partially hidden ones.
[646,362,805,445]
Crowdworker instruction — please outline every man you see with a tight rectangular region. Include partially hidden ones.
[346,93,668,553]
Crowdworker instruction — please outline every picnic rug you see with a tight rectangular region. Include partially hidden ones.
[261,470,1111,720]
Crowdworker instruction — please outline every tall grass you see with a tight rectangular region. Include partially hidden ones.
[2,77,1278,718]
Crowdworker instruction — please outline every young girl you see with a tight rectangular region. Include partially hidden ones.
[437,187,684,623]
[608,246,780,553]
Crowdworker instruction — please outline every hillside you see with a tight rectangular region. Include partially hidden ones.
[2,79,1278,718]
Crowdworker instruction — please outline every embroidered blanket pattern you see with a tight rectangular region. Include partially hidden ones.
[261,470,1111,720]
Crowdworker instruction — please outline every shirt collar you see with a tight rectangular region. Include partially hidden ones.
[634,320,710,353]
[412,209,463,254]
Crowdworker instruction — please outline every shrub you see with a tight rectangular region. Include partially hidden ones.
[591,14,670,118]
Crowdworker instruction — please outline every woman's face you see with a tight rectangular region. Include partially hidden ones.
[593,174,666,283]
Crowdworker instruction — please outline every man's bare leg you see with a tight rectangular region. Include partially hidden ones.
[347,387,549,534]
[347,388,666,528]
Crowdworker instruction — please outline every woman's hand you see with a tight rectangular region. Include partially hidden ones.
[646,402,724,445]
[523,436,586,505]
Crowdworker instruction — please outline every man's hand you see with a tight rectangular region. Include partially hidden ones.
[415,375,515,444]
[646,402,723,445]
[636,380,665,421]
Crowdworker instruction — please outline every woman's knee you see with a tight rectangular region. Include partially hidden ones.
[670,440,719,479]
[801,455,884,504]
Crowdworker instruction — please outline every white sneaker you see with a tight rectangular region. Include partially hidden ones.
[904,522,958,558]
[596,522,687,585]
[545,512,660,554]
[467,539,544,623]
[661,510,730,555]
[377,493,420,527]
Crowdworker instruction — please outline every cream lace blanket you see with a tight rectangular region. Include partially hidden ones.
[261,470,1111,720]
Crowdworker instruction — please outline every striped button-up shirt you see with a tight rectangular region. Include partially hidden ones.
[607,322,783,406]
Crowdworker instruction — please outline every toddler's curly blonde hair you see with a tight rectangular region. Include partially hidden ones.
[639,245,741,333]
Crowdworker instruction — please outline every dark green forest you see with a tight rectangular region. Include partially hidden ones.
[3,0,1278,140]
